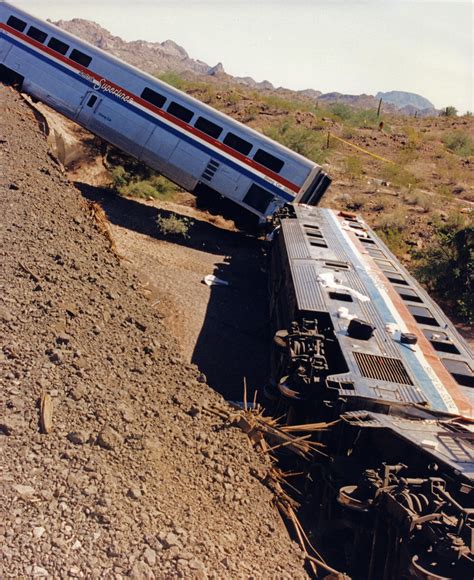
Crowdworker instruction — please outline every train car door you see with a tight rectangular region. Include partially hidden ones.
[76,91,101,125]
[0,41,12,63]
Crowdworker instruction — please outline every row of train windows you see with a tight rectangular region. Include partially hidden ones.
[7,15,92,67]
[140,87,285,173]
[360,249,474,386]
[7,15,285,174]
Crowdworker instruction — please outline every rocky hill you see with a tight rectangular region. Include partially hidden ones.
[376,90,435,111]
[53,18,437,115]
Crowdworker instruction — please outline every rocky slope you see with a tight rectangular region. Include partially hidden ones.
[0,85,307,578]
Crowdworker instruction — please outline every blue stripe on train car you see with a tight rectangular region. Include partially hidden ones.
[1,32,296,204]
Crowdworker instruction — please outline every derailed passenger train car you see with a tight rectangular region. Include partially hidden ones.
[0,3,331,223]
[267,205,473,579]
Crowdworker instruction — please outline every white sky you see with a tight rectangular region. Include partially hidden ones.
[10,1,474,112]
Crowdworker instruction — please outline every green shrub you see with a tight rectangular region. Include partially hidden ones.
[120,181,161,199]
[158,71,187,90]
[329,103,353,121]
[441,106,458,117]
[443,131,474,157]
[381,163,420,189]
[414,215,473,323]
[374,209,408,256]
[264,120,328,163]
[111,165,128,188]
[156,214,193,238]
[345,156,363,179]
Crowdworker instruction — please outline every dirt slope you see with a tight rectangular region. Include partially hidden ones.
[0,85,306,578]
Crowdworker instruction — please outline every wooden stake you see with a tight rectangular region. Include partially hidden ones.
[39,392,53,434]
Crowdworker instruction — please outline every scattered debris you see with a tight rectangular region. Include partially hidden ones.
[39,392,53,434]
[203,274,229,286]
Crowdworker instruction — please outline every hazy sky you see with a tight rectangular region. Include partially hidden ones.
[10,1,474,112]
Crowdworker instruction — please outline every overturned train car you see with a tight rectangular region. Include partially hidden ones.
[0,3,330,223]
[267,205,473,579]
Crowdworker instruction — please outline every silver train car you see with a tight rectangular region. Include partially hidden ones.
[267,205,473,579]
[0,2,331,222]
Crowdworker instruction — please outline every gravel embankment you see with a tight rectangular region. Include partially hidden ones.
[0,85,307,578]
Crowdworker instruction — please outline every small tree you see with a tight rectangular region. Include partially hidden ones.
[442,106,458,117]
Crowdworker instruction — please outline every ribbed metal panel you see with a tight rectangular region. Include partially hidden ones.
[354,352,413,385]
[281,220,311,259]
[291,261,326,311]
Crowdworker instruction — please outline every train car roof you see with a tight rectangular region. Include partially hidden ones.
[0,2,318,170]
[277,205,474,418]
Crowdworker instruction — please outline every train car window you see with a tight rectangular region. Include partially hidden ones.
[384,271,409,286]
[48,37,69,56]
[407,305,440,326]
[441,359,474,388]
[7,16,27,32]
[194,116,223,139]
[70,49,92,67]
[253,149,284,173]
[167,101,194,123]
[394,286,423,303]
[26,26,47,44]
[329,291,353,302]
[422,330,460,355]
[309,240,328,248]
[87,95,98,108]
[223,132,253,155]
[140,87,166,108]
[305,230,324,239]
[325,261,350,270]
[243,184,273,214]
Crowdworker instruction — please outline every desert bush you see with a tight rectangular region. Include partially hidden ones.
[111,165,128,188]
[328,103,353,121]
[328,104,379,128]
[404,126,423,150]
[443,131,474,157]
[441,106,458,117]
[120,181,160,199]
[374,209,407,256]
[414,214,473,323]
[156,214,193,238]
[117,175,179,200]
[403,191,435,212]
[264,120,328,163]
[344,156,363,179]
[345,194,366,211]
[381,163,420,189]
[158,71,187,90]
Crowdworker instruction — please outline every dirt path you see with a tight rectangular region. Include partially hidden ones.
[76,185,271,402]
[0,85,306,578]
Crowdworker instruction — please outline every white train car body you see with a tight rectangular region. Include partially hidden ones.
[0,3,331,221]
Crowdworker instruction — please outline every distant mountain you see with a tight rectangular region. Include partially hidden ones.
[376,91,435,111]
[53,19,438,116]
